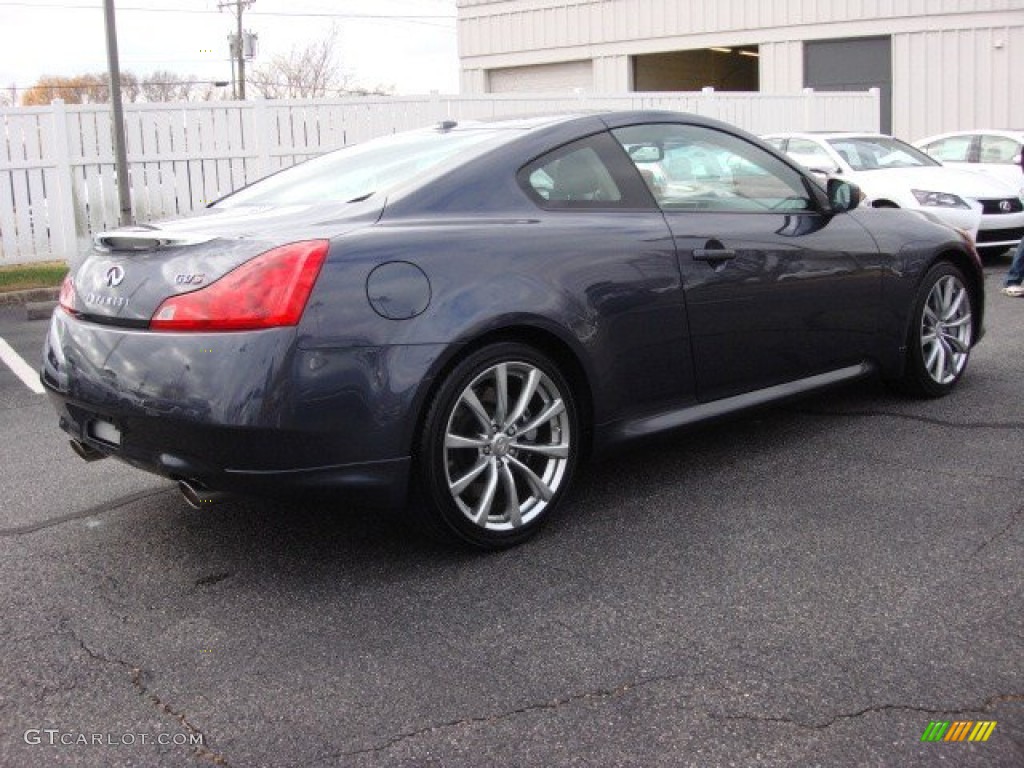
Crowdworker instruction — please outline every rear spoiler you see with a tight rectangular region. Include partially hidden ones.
[93,227,217,252]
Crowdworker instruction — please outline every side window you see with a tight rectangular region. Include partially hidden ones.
[979,135,1022,165]
[611,123,814,212]
[520,138,623,208]
[921,136,972,162]
[786,138,837,172]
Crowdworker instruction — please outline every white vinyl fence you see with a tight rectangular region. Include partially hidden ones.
[0,89,879,264]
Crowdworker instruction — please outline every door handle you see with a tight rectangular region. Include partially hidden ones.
[692,248,737,261]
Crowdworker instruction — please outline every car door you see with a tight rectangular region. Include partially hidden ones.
[977,134,1024,190]
[918,134,977,173]
[609,121,883,403]
[516,131,695,419]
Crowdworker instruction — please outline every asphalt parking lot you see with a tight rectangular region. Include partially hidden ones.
[0,262,1021,767]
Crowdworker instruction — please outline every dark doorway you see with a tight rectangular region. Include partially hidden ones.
[804,37,892,133]
[633,47,759,92]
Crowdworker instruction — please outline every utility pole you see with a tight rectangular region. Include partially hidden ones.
[103,0,132,226]
[220,0,254,100]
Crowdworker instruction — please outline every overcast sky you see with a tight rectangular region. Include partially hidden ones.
[0,0,460,98]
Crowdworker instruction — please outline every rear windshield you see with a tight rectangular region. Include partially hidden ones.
[216,128,513,208]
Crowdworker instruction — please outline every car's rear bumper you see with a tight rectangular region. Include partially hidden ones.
[49,392,412,507]
[42,309,447,508]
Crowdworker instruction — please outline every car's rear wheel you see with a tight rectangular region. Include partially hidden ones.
[893,261,974,397]
[416,342,578,549]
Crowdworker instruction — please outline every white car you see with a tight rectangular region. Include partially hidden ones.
[763,132,1024,256]
[913,129,1024,194]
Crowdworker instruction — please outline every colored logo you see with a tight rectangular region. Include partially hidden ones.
[921,721,997,742]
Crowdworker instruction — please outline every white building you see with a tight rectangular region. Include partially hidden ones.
[457,0,1024,140]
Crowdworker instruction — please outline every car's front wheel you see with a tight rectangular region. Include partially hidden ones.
[893,261,974,397]
[416,342,579,549]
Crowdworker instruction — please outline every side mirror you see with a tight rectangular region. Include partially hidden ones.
[628,144,663,163]
[809,164,841,176]
[827,178,861,212]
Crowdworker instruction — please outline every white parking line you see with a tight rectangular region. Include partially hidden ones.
[0,337,44,394]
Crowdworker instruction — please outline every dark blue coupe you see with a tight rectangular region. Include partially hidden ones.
[43,111,984,548]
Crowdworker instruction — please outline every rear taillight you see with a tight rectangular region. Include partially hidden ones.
[59,274,77,314]
[150,240,329,331]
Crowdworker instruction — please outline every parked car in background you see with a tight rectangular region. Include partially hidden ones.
[914,130,1024,194]
[763,132,1024,257]
[45,112,985,550]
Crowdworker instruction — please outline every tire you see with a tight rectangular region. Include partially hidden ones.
[893,261,974,398]
[415,342,579,549]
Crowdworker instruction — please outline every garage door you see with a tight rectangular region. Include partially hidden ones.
[488,60,594,93]
[805,37,892,133]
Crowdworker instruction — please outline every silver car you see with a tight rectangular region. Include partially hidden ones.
[764,131,1024,257]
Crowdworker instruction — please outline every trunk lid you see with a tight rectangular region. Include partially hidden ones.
[68,199,382,325]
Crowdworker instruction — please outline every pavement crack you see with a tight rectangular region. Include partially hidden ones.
[787,406,1024,431]
[713,692,1024,730]
[0,486,176,536]
[64,621,231,766]
[68,622,136,675]
[972,504,1024,557]
[318,684,1024,761]
[336,673,685,759]
[134,671,229,766]
[71,561,130,611]
[194,571,232,589]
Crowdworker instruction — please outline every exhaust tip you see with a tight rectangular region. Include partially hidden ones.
[69,438,106,462]
[178,480,226,509]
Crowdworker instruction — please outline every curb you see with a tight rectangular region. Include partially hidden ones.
[0,287,61,307]
[26,301,58,321]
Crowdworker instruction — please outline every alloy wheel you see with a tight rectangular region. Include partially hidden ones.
[442,361,571,531]
[919,274,972,385]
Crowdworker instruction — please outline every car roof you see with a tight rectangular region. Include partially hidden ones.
[426,110,767,160]
[442,114,590,131]
[762,131,895,140]
[913,129,1024,143]
[444,110,752,133]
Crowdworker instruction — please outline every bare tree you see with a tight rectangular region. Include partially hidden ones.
[249,28,388,99]
[142,70,201,102]
[120,71,142,103]
[199,83,232,101]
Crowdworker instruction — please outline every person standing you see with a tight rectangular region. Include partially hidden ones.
[1004,238,1024,297]
[1010,153,1024,297]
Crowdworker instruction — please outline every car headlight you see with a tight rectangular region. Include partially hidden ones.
[911,189,969,208]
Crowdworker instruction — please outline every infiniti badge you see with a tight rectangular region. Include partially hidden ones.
[106,265,126,287]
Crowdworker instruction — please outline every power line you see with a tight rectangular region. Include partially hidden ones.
[0,2,456,30]
[0,2,455,20]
